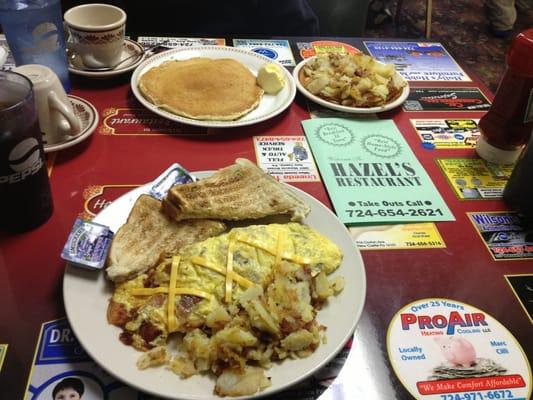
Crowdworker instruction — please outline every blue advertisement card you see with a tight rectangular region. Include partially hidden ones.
[364,41,471,82]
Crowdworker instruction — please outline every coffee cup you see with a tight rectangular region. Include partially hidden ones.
[13,64,81,146]
[64,4,126,69]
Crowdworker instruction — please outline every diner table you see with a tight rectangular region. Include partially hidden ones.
[0,35,532,400]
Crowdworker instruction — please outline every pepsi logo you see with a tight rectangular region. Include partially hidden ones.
[8,138,41,172]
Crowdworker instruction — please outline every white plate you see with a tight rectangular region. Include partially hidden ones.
[44,95,98,153]
[63,172,366,399]
[293,56,410,114]
[130,46,296,128]
[68,39,145,78]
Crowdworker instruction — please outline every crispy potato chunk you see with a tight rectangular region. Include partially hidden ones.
[215,366,271,397]
[136,346,167,369]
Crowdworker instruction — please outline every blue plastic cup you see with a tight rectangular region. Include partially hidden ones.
[0,0,71,92]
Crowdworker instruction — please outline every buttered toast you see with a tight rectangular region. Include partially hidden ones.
[106,194,226,282]
[163,158,310,222]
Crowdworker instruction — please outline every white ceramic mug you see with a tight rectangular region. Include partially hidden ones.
[64,4,126,68]
[13,64,81,145]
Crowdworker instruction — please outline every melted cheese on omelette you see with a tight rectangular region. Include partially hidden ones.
[108,223,342,350]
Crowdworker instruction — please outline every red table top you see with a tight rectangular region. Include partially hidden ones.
[1,36,531,400]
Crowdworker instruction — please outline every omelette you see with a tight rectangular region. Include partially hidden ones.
[138,57,264,121]
[107,222,344,395]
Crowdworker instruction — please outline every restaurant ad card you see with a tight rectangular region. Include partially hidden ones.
[233,39,295,66]
[295,40,360,59]
[504,274,533,324]
[302,118,454,224]
[349,223,445,249]
[403,88,491,111]
[411,119,480,149]
[364,41,471,82]
[468,212,533,260]
[25,318,139,399]
[253,135,320,182]
[137,36,225,48]
[437,158,513,200]
[387,298,532,400]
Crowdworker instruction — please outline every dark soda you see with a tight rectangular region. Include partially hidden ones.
[0,71,53,232]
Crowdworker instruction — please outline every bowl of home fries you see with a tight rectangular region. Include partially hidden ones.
[293,52,409,114]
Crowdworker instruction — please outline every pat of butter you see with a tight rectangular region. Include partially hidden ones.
[257,63,285,95]
[150,163,195,200]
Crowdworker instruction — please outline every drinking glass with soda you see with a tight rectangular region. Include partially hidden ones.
[0,70,54,232]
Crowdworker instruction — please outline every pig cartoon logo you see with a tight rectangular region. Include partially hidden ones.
[435,337,477,368]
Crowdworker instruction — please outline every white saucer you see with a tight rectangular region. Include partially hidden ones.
[44,95,98,153]
[68,39,145,78]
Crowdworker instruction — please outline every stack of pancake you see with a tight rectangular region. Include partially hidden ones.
[138,58,264,121]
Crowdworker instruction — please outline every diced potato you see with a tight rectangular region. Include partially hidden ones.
[306,76,329,94]
[356,77,373,93]
[215,366,271,397]
[214,326,258,347]
[372,73,389,85]
[315,271,333,300]
[374,62,395,77]
[167,355,197,378]
[372,84,389,99]
[331,276,345,294]
[206,305,231,329]
[238,285,263,304]
[249,299,280,334]
[136,346,167,369]
[281,329,316,352]
[183,329,211,370]
[342,63,356,76]
[321,86,340,98]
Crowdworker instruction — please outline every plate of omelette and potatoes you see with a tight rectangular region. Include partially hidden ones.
[63,159,366,399]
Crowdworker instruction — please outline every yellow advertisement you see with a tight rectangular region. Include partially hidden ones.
[411,118,480,149]
[349,223,445,249]
[436,158,514,200]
